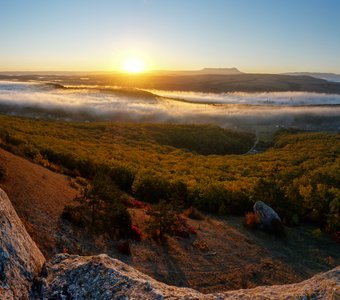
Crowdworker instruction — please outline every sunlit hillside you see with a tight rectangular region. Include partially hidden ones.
[0,114,339,234]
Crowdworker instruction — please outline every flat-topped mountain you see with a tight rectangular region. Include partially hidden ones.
[151,67,243,76]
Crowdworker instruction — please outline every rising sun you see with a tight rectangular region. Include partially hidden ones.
[122,58,145,73]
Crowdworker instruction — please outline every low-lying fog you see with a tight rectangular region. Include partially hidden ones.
[148,89,340,106]
[0,81,339,132]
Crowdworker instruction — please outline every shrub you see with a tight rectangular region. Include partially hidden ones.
[269,219,286,238]
[183,206,205,220]
[6,134,24,146]
[173,216,197,237]
[244,212,260,229]
[169,179,188,207]
[133,174,170,203]
[228,190,253,215]
[312,228,322,238]
[64,179,132,238]
[103,202,132,238]
[190,182,230,214]
[173,216,190,238]
[192,240,209,251]
[333,232,340,243]
[327,197,340,233]
[130,224,142,241]
[146,200,177,241]
[117,240,131,255]
[126,197,151,210]
[0,166,7,181]
[0,128,9,144]
[61,205,86,227]
[187,225,197,235]
[92,170,122,203]
[20,144,39,159]
[111,166,135,192]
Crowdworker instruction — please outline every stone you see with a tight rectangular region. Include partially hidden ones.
[0,189,45,300]
[41,253,340,300]
[254,201,281,227]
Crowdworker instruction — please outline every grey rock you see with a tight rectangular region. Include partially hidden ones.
[40,253,340,300]
[41,253,204,299]
[0,189,45,300]
[254,201,281,227]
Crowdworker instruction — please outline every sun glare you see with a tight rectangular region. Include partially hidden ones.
[123,58,145,73]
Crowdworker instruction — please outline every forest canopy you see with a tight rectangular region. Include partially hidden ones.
[0,114,339,233]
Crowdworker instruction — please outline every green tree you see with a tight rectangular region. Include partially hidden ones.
[74,184,100,227]
[147,200,177,241]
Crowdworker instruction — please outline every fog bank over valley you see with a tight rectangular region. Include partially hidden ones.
[0,80,339,132]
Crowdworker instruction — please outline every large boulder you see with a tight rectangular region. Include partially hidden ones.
[0,189,45,300]
[254,201,281,227]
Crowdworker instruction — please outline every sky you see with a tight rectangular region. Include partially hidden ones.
[1,0,340,73]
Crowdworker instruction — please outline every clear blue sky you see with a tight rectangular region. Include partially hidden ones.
[1,0,339,73]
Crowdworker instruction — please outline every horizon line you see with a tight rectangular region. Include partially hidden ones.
[0,69,339,75]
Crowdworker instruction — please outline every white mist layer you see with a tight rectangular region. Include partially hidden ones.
[0,81,339,130]
[147,89,340,106]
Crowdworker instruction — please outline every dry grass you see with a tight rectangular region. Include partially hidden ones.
[0,148,78,257]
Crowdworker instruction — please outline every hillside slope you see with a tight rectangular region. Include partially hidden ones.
[0,148,339,293]
[0,188,339,299]
[0,148,78,257]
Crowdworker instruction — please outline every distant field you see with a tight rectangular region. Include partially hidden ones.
[0,114,339,233]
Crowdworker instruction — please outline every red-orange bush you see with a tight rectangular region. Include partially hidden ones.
[244,212,260,228]
[127,197,151,210]
[130,224,142,241]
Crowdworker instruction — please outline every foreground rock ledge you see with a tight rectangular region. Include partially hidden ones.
[0,189,45,299]
[0,188,339,299]
[42,254,340,300]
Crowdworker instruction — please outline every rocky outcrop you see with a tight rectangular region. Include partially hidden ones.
[41,254,339,300]
[41,254,204,299]
[0,188,339,299]
[254,201,281,227]
[0,189,45,300]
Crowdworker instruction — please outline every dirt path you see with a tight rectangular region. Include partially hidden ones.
[243,132,259,155]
